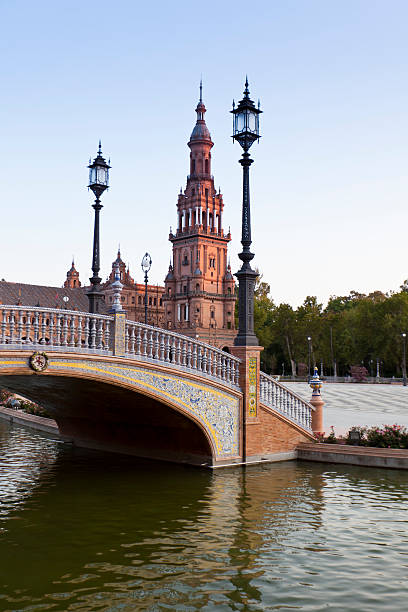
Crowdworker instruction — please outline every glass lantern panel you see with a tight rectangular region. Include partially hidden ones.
[236,112,246,132]
[90,167,97,184]
[97,167,107,184]
[248,111,256,132]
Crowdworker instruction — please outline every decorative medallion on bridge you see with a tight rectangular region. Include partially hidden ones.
[29,352,49,372]
[248,357,257,417]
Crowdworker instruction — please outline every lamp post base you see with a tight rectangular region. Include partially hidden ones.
[87,282,104,314]
[234,266,259,347]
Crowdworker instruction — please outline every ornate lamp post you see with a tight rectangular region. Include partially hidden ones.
[402,333,407,386]
[141,253,152,325]
[231,78,262,346]
[87,142,110,314]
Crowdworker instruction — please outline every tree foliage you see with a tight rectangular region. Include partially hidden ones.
[252,281,408,377]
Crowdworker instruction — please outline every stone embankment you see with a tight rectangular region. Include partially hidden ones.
[297,442,408,469]
[0,405,59,436]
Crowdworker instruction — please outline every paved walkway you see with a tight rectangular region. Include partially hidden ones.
[283,382,408,435]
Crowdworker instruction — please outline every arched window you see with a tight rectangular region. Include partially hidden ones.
[191,159,195,174]
[138,296,142,305]
[227,287,232,294]
[196,283,200,292]
[205,159,209,174]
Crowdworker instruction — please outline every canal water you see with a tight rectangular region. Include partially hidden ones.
[1,421,408,611]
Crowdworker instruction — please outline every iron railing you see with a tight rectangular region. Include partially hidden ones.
[259,371,313,431]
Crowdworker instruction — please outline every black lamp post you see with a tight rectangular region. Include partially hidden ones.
[402,333,407,386]
[231,78,262,346]
[307,336,312,381]
[87,141,110,314]
[141,252,152,325]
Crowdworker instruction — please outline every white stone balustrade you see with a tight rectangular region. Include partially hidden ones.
[125,320,240,387]
[259,371,313,431]
[0,306,240,388]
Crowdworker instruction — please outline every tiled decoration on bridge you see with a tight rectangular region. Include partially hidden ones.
[48,358,240,459]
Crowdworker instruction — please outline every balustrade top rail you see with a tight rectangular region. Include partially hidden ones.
[259,371,314,432]
[0,305,240,388]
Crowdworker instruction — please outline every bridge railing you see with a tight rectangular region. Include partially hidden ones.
[0,306,241,388]
[125,320,240,387]
[259,371,313,431]
[0,306,112,354]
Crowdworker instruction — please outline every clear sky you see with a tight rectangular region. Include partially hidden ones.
[1,0,407,307]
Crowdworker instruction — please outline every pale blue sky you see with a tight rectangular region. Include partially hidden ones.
[1,0,407,306]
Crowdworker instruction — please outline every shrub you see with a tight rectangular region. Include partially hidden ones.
[346,424,408,448]
[314,431,325,443]
[325,426,337,444]
[0,388,13,404]
[19,400,52,419]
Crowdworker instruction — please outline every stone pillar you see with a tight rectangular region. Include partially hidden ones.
[309,367,324,434]
[230,345,263,461]
[111,312,126,357]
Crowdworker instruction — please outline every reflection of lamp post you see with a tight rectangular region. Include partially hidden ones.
[307,336,312,381]
[376,358,380,379]
[231,78,262,346]
[141,253,152,325]
[402,333,407,386]
[87,142,110,314]
[282,362,285,377]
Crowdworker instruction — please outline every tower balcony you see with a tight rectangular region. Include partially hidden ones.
[171,225,229,240]
[187,173,214,181]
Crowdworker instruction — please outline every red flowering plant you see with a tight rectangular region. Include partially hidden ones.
[347,424,408,448]
[314,431,326,443]
[0,388,13,404]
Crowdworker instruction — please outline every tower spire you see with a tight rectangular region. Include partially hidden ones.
[199,78,202,103]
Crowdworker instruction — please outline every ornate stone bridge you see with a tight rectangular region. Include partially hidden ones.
[0,306,314,466]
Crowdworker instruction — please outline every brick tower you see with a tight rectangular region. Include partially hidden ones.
[64,260,81,288]
[163,85,236,349]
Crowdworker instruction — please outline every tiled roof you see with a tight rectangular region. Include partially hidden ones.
[0,281,108,314]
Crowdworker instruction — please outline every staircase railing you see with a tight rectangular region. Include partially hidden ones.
[259,371,313,431]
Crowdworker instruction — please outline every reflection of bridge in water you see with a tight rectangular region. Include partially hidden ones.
[0,305,314,466]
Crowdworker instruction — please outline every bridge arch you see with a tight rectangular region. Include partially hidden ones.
[0,351,242,466]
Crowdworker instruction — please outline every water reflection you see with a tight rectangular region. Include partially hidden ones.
[0,424,407,611]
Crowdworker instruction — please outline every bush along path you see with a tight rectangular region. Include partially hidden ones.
[314,424,408,449]
[0,388,52,419]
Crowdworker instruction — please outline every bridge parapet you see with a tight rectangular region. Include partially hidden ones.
[0,306,240,389]
[0,306,112,355]
[260,371,313,431]
[125,320,240,387]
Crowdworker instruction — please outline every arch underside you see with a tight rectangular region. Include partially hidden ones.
[0,374,215,466]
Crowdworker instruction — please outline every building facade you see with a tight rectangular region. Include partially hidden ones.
[163,89,236,349]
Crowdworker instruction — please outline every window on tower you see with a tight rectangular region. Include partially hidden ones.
[205,159,209,174]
